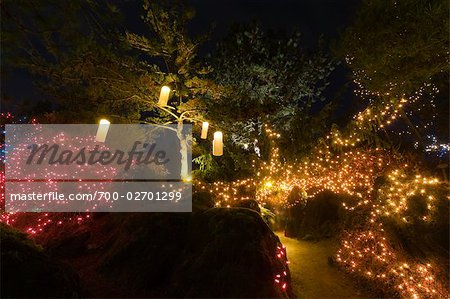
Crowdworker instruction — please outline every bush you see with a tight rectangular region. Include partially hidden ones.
[0,223,81,298]
[285,190,360,239]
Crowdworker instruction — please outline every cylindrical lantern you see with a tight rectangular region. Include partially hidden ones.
[158,86,171,106]
[95,119,110,143]
[201,122,209,139]
[213,131,223,156]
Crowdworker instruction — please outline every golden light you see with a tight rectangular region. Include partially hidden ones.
[195,115,448,298]
[95,119,110,143]
[213,131,223,156]
[201,122,209,139]
[158,86,171,106]
[182,175,192,182]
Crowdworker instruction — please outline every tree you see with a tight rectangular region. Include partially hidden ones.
[123,0,224,179]
[338,0,449,97]
[208,24,336,161]
[334,0,449,150]
[1,0,133,121]
[2,0,220,123]
[2,0,223,179]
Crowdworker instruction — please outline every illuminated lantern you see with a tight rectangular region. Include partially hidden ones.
[201,122,209,139]
[158,86,171,106]
[95,119,110,143]
[213,131,223,156]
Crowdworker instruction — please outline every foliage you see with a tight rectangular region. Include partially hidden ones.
[193,143,256,182]
[333,0,449,151]
[209,24,336,161]
[338,0,449,97]
[1,223,81,298]
[285,191,361,240]
[260,205,276,226]
[1,0,220,125]
[192,153,219,180]
[125,0,221,125]
[0,223,42,252]
[1,0,134,121]
[2,1,339,180]
[336,174,449,299]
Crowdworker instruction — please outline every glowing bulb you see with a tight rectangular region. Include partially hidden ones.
[95,119,110,142]
[213,131,223,156]
[201,122,209,139]
[158,86,171,106]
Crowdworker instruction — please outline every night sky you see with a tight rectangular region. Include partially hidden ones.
[120,0,361,50]
[189,0,360,45]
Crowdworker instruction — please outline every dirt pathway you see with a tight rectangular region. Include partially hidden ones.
[277,233,373,299]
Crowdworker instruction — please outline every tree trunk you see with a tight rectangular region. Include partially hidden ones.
[177,120,189,180]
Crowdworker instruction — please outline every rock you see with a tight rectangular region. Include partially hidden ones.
[45,228,91,258]
[78,210,293,298]
[14,209,293,298]
[169,208,288,298]
[0,223,81,298]
[232,199,261,212]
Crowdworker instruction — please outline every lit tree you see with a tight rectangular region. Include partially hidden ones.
[124,0,222,179]
[336,0,449,149]
[2,0,220,123]
[2,0,223,179]
[338,0,448,97]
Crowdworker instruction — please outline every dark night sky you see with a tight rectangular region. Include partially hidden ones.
[188,0,360,45]
[2,0,361,115]
[122,0,361,49]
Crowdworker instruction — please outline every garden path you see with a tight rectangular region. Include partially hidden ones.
[276,233,374,299]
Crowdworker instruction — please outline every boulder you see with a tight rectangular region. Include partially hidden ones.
[96,209,292,298]
[8,206,293,298]
[232,199,261,212]
[0,223,81,298]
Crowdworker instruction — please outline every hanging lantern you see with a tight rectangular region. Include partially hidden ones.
[213,131,223,156]
[95,119,110,143]
[158,86,171,106]
[201,122,209,139]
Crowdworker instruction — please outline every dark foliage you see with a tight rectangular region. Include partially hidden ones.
[285,190,360,240]
[209,23,336,161]
[0,223,81,298]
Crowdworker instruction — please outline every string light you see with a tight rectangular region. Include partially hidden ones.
[0,113,115,234]
[2,110,448,298]
[196,124,448,298]
[329,68,440,148]
[274,244,290,294]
